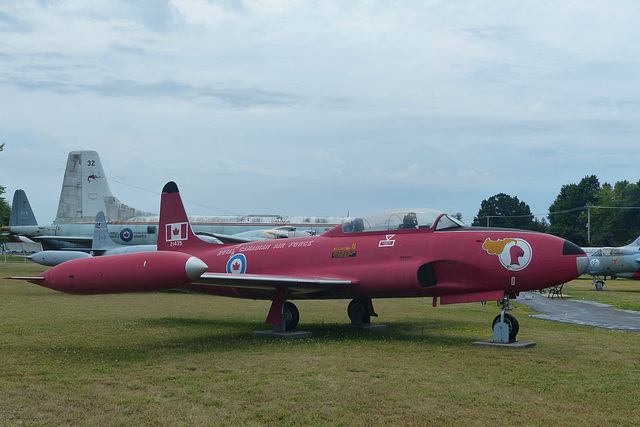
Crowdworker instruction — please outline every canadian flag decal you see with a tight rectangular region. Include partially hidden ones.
[166,222,189,241]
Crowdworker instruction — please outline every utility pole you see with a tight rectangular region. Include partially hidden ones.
[586,205,591,244]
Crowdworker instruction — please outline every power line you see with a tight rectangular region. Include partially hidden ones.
[476,205,640,243]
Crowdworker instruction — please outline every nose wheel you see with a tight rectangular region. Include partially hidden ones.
[493,296,520,343]
[492,312,519,342]
[592,276,605,290]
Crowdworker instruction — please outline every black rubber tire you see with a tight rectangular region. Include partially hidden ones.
[283,301,300,331]
[348,299,371,326]
[492,312,520,342]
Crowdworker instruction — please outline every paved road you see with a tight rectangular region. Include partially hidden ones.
[516,292,640,333]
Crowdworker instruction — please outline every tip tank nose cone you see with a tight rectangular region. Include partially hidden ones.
[185,256,208,280]
[577,256,589,275]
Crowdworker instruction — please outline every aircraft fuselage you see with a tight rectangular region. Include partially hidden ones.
[179,225,587,303]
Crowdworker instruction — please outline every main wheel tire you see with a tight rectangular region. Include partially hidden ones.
[348,299,371,326]
[283,301,300,331]
[492,313,520,342]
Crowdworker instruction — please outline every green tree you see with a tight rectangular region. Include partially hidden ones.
[617,181,640,244]
[0,183,10,243]
[472,193,547,232]
[1,143,10,243]
[590,180,640,246]
[548,175,600,246]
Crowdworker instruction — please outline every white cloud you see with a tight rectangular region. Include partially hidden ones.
[2,1,640,223]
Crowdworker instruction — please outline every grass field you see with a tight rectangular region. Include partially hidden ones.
[1,263,639,425]
[561,277,640,311]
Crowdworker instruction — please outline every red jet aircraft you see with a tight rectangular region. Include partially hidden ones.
[9,182,589,342]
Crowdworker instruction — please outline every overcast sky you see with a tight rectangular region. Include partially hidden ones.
[2,1,640,225]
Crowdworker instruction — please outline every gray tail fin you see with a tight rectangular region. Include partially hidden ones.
[9,190,38,226]
[91,211,118,251]
[625,236,640,249]
[56,150,156,223]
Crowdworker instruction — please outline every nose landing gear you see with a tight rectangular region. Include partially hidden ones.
[492,296,520,343]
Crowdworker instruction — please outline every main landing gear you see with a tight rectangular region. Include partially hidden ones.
[347,299,377,326]
[270,301,299,332]
[280,301,300,331]
[265,298,380,335]
[254,299,311,338]
[492,296,520,343]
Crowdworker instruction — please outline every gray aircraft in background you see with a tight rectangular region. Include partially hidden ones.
[2,150,346,248]
[29,211,156,266]
[586,237,640,289]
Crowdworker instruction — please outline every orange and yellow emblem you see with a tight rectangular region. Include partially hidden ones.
[482,238,532,271]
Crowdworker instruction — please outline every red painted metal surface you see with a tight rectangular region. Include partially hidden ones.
[23,251,206,295]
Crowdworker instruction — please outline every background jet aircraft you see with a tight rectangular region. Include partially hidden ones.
[29,211,156,266]
[2,189,87,250]
[586,236,640,289]
[2,150,347,247]
[9,182,588,343]
[210,226,316,244]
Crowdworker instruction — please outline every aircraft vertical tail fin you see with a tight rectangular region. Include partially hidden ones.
[625,236,640,250]
[158,181,213,252]
[91,211,118,251]
[56,150,156,223]
[9,190,38,226]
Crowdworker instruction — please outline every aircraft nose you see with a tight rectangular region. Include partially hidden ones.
[562,240,588,275]
[577,256,589,275]
[185,256,208,281]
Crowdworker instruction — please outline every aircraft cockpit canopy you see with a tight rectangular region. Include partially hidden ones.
[592,248,625,257]
[341,209,465,233]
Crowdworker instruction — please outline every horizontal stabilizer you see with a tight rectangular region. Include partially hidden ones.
[31,235,93,247]
[204,233,255,244]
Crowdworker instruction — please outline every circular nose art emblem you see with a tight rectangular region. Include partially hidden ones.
[590,258,600,269]
[498,239,533,271]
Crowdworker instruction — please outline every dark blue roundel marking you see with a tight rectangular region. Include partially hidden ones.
[226,253,246,274]
[120,228,133,242]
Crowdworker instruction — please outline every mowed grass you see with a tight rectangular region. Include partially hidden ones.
[562,277,640,311]
[1,263,639,426]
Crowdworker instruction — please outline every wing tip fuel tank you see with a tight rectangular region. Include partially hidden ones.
[186,256,209,281]
[8,251,208,295]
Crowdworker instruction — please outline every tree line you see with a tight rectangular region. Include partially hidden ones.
[1,143,12,242]
[0,183,9,228]
[473,175,640,247]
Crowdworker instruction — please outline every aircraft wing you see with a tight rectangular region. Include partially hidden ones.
[197,232,256,244]
[194,272,354,292]
[196,230,279,244]
[31,235,93,246]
